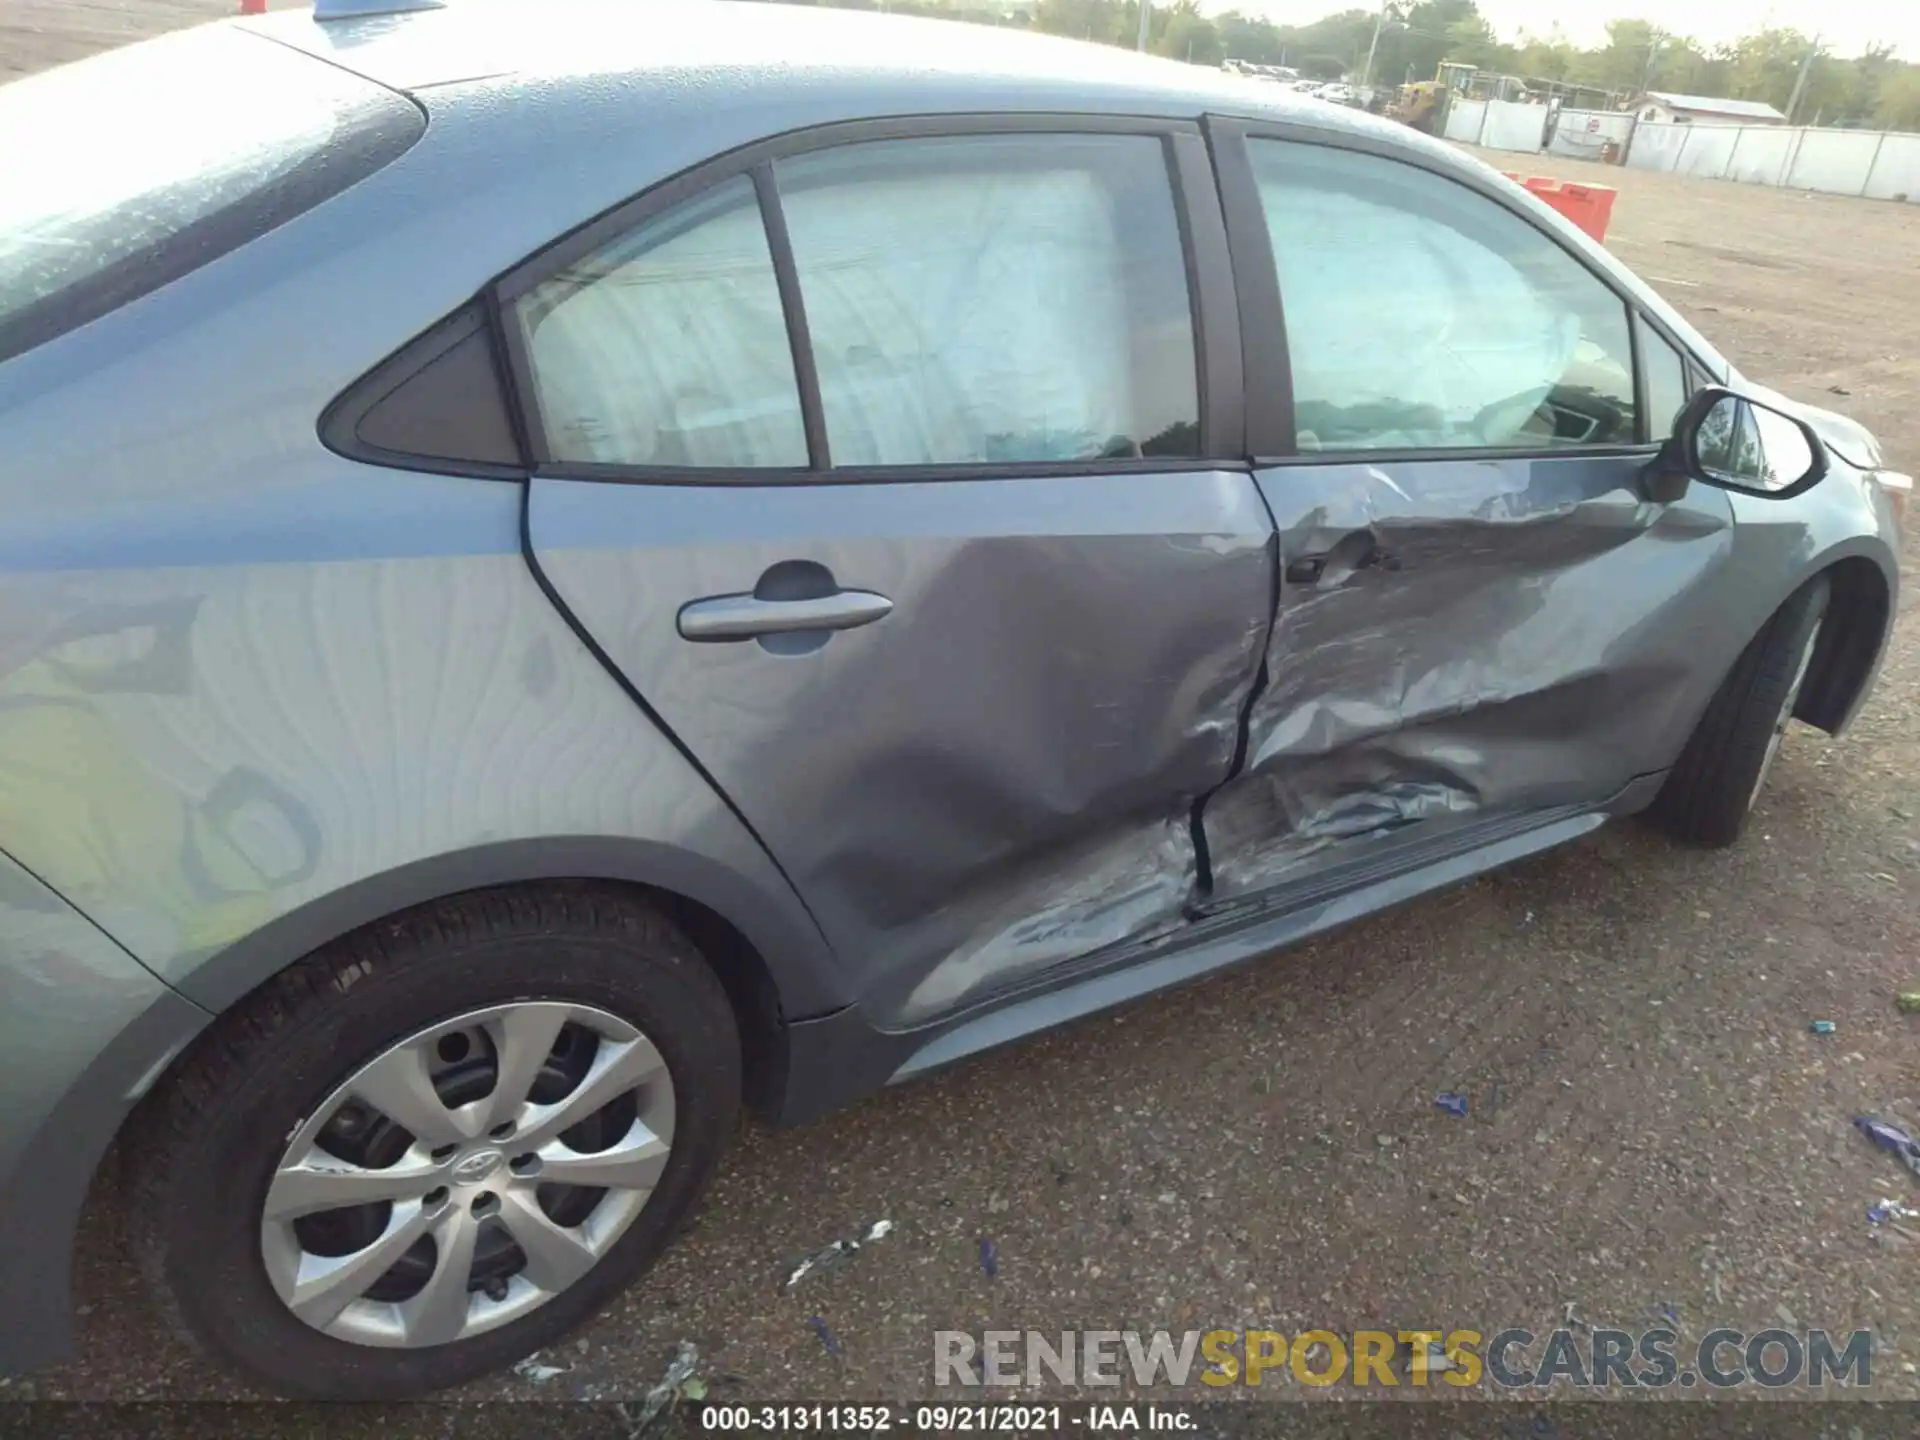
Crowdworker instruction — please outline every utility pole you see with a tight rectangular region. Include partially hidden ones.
[1359,0,1387,88]
[1135,0,1151,53]
[1640,31,1662,94]
[1785,32,1820,124]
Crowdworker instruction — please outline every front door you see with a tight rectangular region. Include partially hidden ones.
[1200,128,1738,905]
[508,122,1274,1023]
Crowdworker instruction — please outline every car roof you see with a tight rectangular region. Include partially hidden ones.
[230,2,1730,376]
[247,0,1348,118]
[239,1,1500,191]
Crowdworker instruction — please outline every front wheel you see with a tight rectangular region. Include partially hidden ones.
[123,884,740,1399]
[1648,575,1830,848]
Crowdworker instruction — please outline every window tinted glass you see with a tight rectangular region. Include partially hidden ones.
[1636,314,1690,440]
[1248,141,1637,452]
[776,134,1200,467]
[514,176,808,468]
[0,27,421,365]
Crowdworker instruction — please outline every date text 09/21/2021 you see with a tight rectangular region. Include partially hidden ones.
[701,1404,1193,1431]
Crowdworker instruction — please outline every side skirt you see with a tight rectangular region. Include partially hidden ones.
[773,772,1665,1124]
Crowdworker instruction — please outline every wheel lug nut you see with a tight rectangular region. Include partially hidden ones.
[424,1186,449,1210]
[509,1154,540,1177]
[489,1121,516,1140]
[430,1144,458,1162]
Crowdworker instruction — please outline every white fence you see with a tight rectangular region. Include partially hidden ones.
[1448,97,1920,204]
[1442,97,1489,145]
[1443,97,1547,151]
[1546,109,1633,163]
[1625,121,1920,203]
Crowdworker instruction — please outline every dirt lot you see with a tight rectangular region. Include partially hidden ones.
[0,0,303,80]
[4,7,1920,1418]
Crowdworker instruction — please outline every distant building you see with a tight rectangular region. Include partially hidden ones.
[1633,91,1788,125]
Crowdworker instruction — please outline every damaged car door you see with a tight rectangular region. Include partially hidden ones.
[509,124,1273,1025]
[1199,130,1738,906]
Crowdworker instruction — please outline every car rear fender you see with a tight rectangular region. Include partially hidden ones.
[0,850,210,1376]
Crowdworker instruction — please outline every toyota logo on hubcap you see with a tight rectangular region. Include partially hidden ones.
[452,1150,504,1184]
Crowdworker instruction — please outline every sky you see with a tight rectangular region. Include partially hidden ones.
[1208,1,1920,61]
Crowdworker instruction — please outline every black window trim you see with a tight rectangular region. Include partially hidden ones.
[319,301,528,480]
[1632,309,1695,446]
[1209,116,1711,468]
[491,111,1245,487]
[752,164,832,471]
[1627,297,1651,446]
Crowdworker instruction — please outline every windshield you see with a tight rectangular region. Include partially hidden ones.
[0,25,423,364]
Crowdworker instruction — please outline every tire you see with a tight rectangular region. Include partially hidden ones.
[122,883,740,1400]
[1649,574,1830,848]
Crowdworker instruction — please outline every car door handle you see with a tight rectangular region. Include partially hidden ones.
[676,589,894,642]
[1284,529,1398,589]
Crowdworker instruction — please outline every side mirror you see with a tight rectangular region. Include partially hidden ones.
[1644,386,1829,504]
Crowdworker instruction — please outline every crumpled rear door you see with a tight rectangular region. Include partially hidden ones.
[530,474,1274,1021]
[513,122,1276,1025]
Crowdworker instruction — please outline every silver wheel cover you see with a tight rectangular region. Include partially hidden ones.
[259,1001,674,1348]
[1749,617,1822,812]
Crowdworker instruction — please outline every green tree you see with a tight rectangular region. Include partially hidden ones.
[1212,10,1287,67]
[1383,0,1483,83]
[1821,44,1903,127]
[1567,19,1665,92]
[1657,40,1723,97]
[1798,54,1871,126]
[1717,27,1822,113]
[1512,26,1576,82]
[971,0,1920,133]
[1153,0,1221,65]
[1032,0,1125,46]
[1292,8,1381,80]
[1443,12,1514,71]
[1877,68,1920,130]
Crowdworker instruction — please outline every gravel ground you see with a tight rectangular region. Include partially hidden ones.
[0,0,304,80]
[4,8,1920,1419]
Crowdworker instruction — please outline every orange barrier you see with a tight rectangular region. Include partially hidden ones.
[1499,172,1617,245]
[240,0,266,13]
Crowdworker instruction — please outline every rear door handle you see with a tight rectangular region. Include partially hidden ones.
[1284,528,1397,589]
[676,589,894,642]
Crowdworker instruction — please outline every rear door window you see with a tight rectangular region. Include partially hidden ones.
[512,175,809,469]
[0,26,423,364]
[508,129,1202,474]
[775,133,1200,467]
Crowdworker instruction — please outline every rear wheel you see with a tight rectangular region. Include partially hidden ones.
[1649,575,1830,848]
[123,884,739,1399]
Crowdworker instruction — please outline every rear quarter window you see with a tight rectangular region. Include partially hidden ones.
[0,25,423,364]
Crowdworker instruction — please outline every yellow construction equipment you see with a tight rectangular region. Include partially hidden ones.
[1388,80,1449,133]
